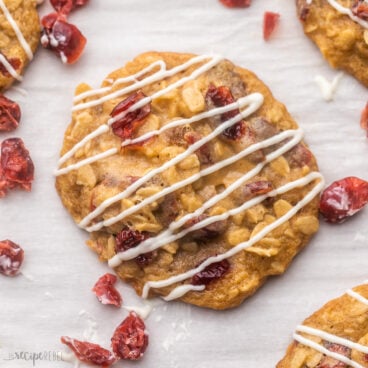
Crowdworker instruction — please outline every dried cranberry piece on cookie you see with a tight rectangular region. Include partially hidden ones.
[0,53,21,78]
[110,91,151,141]
[192,259,230,286]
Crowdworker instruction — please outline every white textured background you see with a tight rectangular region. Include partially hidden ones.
[1,0,368,367]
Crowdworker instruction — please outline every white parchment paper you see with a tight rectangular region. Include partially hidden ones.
[1,0,368,367]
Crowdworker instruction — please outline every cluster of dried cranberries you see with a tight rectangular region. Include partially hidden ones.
[41,0,88,64]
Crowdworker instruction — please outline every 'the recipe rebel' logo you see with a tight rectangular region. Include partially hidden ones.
[1,351,63,366]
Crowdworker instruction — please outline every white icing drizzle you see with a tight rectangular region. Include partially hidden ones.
[346,288,368,306]
[294,286,368,367]
[80,93,264,231]
[73,60,166,104]
[55,147,118,176]
[308,0,368,28]
[72,55,221,112]
[293,333,365,368]
[163,285,205,301]
[0,0,33,60]
[314,72,343,102]
[108,132,310,266]
[0,53,22,80]
[296,325,368,354]
[140,174,324,299]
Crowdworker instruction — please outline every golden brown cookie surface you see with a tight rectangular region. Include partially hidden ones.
[296,0,368,87]
[277,283,368,368]
[55,52,322,310]
[0,0,40,90]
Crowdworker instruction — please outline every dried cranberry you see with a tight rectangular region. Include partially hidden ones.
[184,131,213,165]
[360,102,368,136]
[111,312,149,361]
[243,180,273,199]
[285,143,312,168]
[205,84,246,140]
[219,0,251,8]
[0,138,34,197]
[352,0,368,20]
[184,214,227,241]
[0,53,21,78]
[41,13,86,64]
[110,91,151,141]
[263,12,280,41]
[61,336,116,367]
[92,273,122,308]
[317,342,351,368]
[0,240,24,276]
[319,177,368,223]
[115,227,153,267]
[192,259,230,286]
[50,0,89,15]
[0,95,21,132]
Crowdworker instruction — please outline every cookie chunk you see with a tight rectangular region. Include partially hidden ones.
[55,52,323,310]
[296,0,368,87]
[0,0,40,90]
[277,283,368,368]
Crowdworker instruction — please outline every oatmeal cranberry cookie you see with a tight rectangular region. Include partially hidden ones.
[277,283,368,368]
[55,52,323,310]
[0,0,40,90]
[297,0,368,87]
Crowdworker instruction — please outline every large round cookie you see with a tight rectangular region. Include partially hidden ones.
[55,52,323,310]
[277,283,368,367]
[296,0,368,87]
[0,0,40,90]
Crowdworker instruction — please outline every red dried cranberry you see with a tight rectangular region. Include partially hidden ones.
[92,273,122,308]
[317,342,351,368]
[352,0,368,20]
[0,95,21,132]
[0,240,24,276]
[184,131,213,165]
[41,13,86,64]
[219,0,251,8]
[286,143,313,168]
[50,0,89,15]
[319,177,368,223]
[110,91,151,141]
[0,138,34,197]
[0,53,21,78]
[243,180,273,199]
[360,102,368,136]
[185,214,227,241]
[205,84,245,140]
[111,312,149,361]
[192,259,230,286]
[115,227,153,267]
[263,12,280,41]
[61,336,116,367]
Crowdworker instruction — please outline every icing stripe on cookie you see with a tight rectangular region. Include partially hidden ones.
[140,174,324,298]
[0,0,34,60]
[163,285,206,301]
[293,333,365,368]
[346,288,368,306]
[296,325,368,353]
